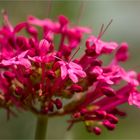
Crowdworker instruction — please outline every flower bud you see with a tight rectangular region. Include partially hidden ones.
[106,114,118,124]
[39,39,50,56]
[16,36,28,49]
[92,127,101,135]
[14,22,27,33]
[112,108,127,117]
[73,112,81,118]
[103,120,115,130]
[85,39,96,56]
[80,108,88,116]
[4,71,15,79]
[95,110,107,119]
[26,26,38,37]
[85,47,96,56]
[46,70,56,79]
[54,98,62,109]
[101,86,116,97]
[70,84,83,92]
[29,38,36,48]
[59,15,69,26]
[115,42,128,62]
[91,59,102,67]
[118,111,127,117]
[8,37,15,47]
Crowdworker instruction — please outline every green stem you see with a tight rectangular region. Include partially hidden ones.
[35,115,48,140]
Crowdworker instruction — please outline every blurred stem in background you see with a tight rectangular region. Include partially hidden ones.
[35,115,48,140]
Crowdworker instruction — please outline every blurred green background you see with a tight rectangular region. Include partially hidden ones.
[0,0,140,139]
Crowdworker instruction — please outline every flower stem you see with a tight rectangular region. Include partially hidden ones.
[35,115,48,140]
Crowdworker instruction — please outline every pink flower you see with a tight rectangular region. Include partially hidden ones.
[120,68,139,86]
[86,35,118,55]
[54,60,86,83]
[90,65,122,85]
[28,52,55,63]
[129,91,140,108]
[66,27,91,49]
[27,15,60,32]
[1,50,31,69]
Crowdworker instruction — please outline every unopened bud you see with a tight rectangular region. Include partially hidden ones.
[4,71,15,79]
[70,84,83,92]
[73,112,81,118]
[54,98,62,109]
[103,120,115,130]
[113,108,126,117]
[95,110,107,119]
[91,59,102,67]
[106,114,118,124]
[59,15,69,26]
[26,26,38,36]
[16,36,28,49]
[46,70,56,79]
[116,42,128,62]
[39,39,50,56]
[80,108,88,116]
[101,86,116,97]
[92,127,101,135]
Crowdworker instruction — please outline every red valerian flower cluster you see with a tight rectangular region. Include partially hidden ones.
[0,12,140,135]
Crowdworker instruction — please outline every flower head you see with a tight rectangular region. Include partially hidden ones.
[0,12,139,136]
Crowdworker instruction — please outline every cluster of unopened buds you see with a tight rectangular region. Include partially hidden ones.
[0,11,140,135]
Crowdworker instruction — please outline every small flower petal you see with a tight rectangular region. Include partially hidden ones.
[60,64,67,79]
[69,61,83,70]
[68,69,78,83]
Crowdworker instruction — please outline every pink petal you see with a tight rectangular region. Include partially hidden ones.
[68,69,78,83]
[39,39,50,56]
[19,58,31,69]
[28,56,42,63]
[76,27,91,34]
[102,42,118,54]
[58,61,67,66]
[69,62,83,70]
[95,40,103,54]
[60,64,67,79]
[1,59,15,66]
[74,69,86,78]
[129,91,140,108]
[91,66,103,75]
[86,36,118,54]
[18,50,29,59]
[27,16,59,32]
[28,16,45,26]
[97,75,114,85]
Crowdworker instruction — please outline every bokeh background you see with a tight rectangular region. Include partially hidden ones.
[0,0,140,139]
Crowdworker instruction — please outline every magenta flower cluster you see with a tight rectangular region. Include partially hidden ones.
[0,12,140,135]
